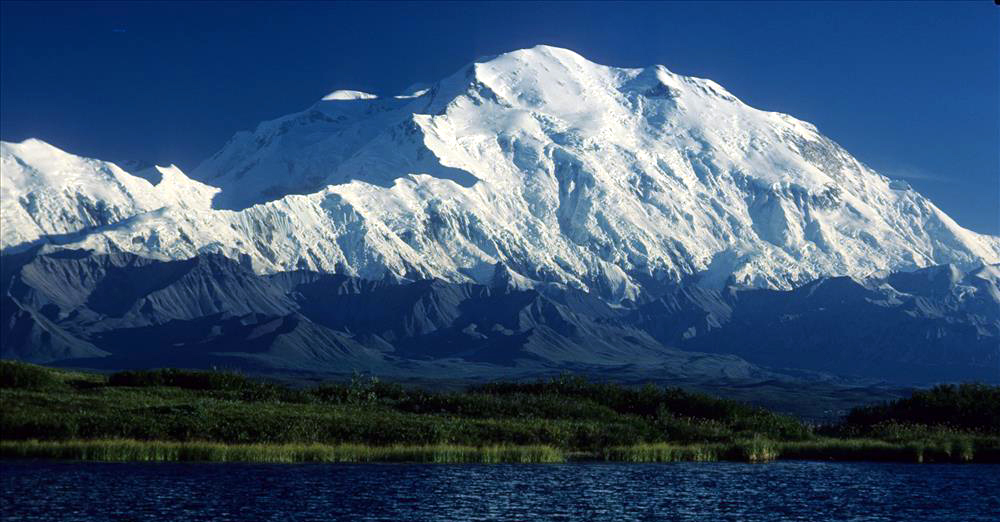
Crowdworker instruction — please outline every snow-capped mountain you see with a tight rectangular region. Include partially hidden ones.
[2,45,998,301]
[0,139,217,249]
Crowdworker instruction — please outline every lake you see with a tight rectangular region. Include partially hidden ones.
[2,461,998,521]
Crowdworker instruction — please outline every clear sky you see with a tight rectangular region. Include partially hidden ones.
[1,1,996,234]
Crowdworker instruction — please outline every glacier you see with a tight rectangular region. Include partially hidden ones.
[2,45,998,302]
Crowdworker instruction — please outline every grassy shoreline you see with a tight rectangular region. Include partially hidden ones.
[2,362,998,464]
[0,440,566,464]
[4,438,999,464]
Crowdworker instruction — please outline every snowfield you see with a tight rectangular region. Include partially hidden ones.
[2,45,998,302]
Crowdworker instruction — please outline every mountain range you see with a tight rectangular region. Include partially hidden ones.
[2,46,997,391]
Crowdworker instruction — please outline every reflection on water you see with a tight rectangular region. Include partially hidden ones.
[2,461,999,521]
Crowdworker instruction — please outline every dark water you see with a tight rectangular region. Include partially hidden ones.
[2,461,999,521]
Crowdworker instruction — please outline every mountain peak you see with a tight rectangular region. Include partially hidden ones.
[3,47,998,300]
[500,44,588,62]
[2,138,75,168]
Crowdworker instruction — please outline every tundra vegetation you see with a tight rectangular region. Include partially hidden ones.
[1,361,997,463]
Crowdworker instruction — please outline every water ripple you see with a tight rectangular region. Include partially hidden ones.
[2,461,999,521]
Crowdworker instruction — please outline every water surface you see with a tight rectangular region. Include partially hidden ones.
[3,461,998,521]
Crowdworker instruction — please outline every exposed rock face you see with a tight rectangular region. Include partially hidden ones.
[628,263,1000,382]
[2,250,996,384]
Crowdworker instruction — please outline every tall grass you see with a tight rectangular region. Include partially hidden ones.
[0,440,566,464]
[726,437,780,462]
[604,438,779,463]
[777,437,995,463]
[605,438,1000,463]
[7,439,996,464]
[779,439,920,462]
[603,443,725,462]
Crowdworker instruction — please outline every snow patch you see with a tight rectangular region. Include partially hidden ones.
[321,90,379,101]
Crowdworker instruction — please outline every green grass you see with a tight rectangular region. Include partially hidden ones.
[2,362,997,463]
[0,440,565,463]
[603,443,725,462]
[604,438,778,463]
[603,437,1000,463]
[7,438,995,464]
[0,359,100,390]
[779,436,1000,463]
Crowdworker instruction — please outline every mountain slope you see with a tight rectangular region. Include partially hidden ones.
[1,250,770,382]
[626,264,1000,382]
[2,249,995,383]
[1,46,997,303]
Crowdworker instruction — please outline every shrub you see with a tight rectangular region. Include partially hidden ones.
[108,368,250,390]
[0,360,64,390]
[106,368,304,403]
[843,383,1000,435]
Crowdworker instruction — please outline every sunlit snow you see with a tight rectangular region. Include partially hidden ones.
[2,46,997,301]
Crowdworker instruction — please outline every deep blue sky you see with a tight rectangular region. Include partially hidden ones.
[1,1,997,234]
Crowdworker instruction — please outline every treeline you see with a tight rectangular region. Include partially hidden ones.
[1,363,809,447]
[840,383,1000,435]
[1,361,998,463]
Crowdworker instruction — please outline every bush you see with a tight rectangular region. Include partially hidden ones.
[108,368,250,390]
[470,376,810,441]
[0,360,64,390]
[843,383,1000,435]
[107,368,304,403]
[310,375,406,405]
